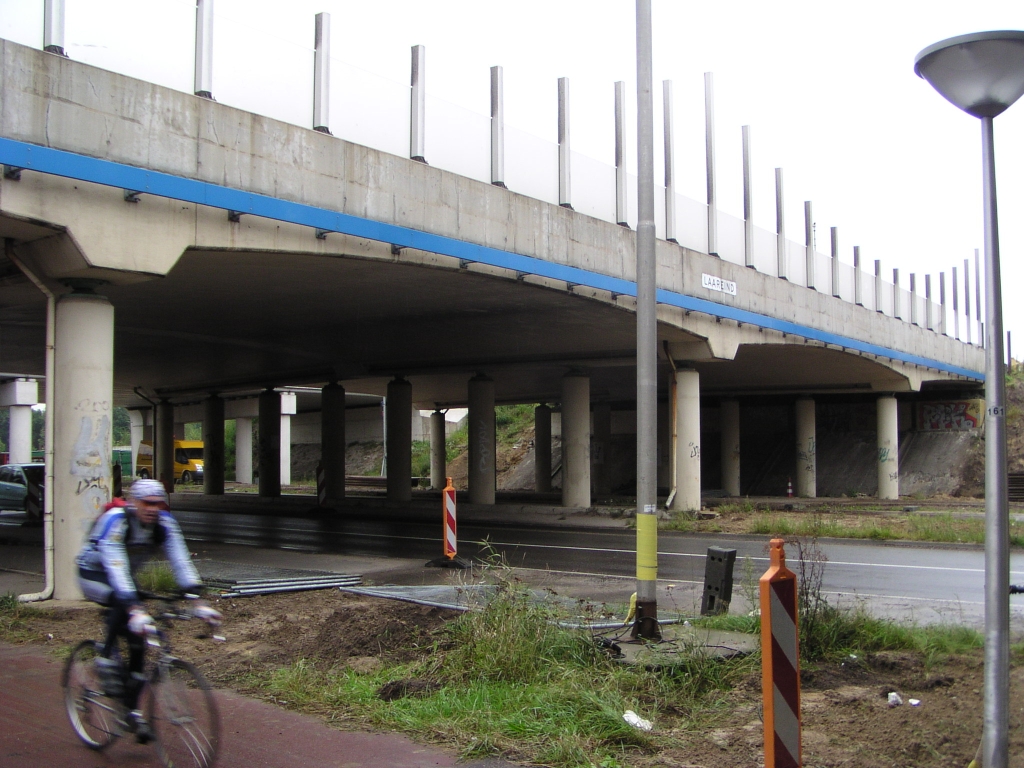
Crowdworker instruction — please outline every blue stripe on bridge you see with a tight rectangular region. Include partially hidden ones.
[0,136,983,381]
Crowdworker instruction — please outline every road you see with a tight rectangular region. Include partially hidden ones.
[174,508,1024,629]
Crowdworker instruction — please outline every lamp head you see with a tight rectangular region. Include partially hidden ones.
[915,31,1024,117]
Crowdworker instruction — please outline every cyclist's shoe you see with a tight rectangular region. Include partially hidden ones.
[93,657,124,698]
[127,710,155,744]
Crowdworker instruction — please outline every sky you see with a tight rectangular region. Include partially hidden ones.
[2,0,1024,352]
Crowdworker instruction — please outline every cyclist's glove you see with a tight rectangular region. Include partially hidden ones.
[128,608,155,636]
[191,603,223,628]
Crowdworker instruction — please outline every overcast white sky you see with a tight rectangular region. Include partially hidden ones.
[3,0,1024,351]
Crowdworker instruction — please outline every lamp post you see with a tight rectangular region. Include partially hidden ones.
[915,31,1024,768]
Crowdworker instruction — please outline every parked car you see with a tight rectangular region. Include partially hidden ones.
[0,463,45,516]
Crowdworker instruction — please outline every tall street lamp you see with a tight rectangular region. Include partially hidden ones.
[915,31,1024,768]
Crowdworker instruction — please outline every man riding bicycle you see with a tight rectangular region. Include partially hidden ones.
[76,479,222,743]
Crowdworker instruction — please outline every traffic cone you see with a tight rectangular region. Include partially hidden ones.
[786,478,793,498]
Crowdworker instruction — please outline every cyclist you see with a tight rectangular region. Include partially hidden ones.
[76,478,222,743]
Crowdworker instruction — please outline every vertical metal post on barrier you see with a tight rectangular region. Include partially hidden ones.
[761,538,801,768]
[775,168,787,280]
[443,476,457,560]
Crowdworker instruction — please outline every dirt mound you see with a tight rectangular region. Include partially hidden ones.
[957,373,1024,495]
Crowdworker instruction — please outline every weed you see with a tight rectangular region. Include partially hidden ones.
[135,560,178,594]
[0,592,43,642]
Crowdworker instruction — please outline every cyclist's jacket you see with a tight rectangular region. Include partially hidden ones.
[76,505,201,605]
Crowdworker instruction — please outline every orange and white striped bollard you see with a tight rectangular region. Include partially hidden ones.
[760,538,800,768]
[443,477,457,560]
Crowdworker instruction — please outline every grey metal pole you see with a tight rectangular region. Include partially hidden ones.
[853,246,863,306]
[742,125,753,268]
[910,273,918,325]
[194,0,214,99]
[873,259,883,314]
[804,201,814,289]
[313,12,331,134]
[634,0,659,639]
[925,274,933,330]
[976,248,983,345]
[558,77,572,208]
[980,114,1009,768]
[43,0,66,55]
[663,81,677,243]
[953,267,960,340]
[775,168,787,280]
[965,258,973,344]
[615,81,628,226]
[704,72,718,256]
[491,66,505,187]
[830,227,840,298]
[892,268,900,319]
[410,45,426,162]
[940,271,947,336]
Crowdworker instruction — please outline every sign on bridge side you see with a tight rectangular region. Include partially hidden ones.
[701,273,737,296]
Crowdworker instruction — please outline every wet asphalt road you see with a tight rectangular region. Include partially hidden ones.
[173,508,1024,628]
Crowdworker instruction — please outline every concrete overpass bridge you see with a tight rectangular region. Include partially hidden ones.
[0,34,983,598]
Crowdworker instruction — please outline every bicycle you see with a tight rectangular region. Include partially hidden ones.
[62,593,221,768]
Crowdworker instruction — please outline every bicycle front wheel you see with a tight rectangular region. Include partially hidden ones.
[62,640,122,750]
[147,658,220,768]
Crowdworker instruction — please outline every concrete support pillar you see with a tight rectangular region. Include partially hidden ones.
[129,409,145,479]
[155,400,174,488]
[280,391,296,488]
[795,398,816,498]
[9,405,32,464]
[534,404,552,493]
[877,395,899,500]
[561,373,591,508]
[468,374,495,504]
[53,294,113,600]
[258,389,281,497]
[720,399,741,497]
[672,369,701,512]
[203,395,225,495]
[592,402,611,497]
[657,399,671,490]
[429,410,445,489]
[385,378,412,502]
[321,383,346,502]
[235,418,253,484]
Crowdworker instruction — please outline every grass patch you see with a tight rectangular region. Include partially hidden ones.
[0,592,44,642]
[135,560,179,594]
[411,440,431,479]
[747,511,1024,546]
[257,571,750,767]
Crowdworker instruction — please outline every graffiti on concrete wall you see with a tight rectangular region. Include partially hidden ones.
[917,400,984,431]
[71,413,111,525]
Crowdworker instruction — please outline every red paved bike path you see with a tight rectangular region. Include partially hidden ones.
[0,643,516,768]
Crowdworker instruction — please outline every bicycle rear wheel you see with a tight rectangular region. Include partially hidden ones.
[147,658,220,768]
[62,640,122,750]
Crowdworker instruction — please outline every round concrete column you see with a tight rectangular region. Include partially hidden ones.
[672,369,701,512]
[321,383,346,502]
[561,373,591,508]
[657,399,671,490]
[53,294,113,600]
[534,404,552,493]
[155,400,174,489]
[877,395,899,500]
[258,389,281,497]
[468,375,495,505]
[235,418,253,484]
[203,395,225,495]
[429,410,446,489]
[592,402,611,497]
[9,405,32,464]
[385,377,412,502]
[795,398,817,498]
[720,399,741,497]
